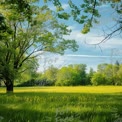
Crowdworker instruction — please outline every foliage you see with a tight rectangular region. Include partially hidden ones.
[91,72,107,85]
[0,1,78,92]
[55,64,87,86]
[86,68,95,85]
[55,66,80,86]
[42,65,58,85]
[44,0,122,36]
[91,63,122,85]
[116,65,122,85]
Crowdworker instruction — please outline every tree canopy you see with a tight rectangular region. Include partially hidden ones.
[45,0,122,42]
[1,0,121,41]
[0,0,78,92]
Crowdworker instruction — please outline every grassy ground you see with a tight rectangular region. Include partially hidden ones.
[0,86,122,122]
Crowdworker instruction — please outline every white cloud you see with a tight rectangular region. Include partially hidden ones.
[97,4,109,9]
[64,27,86,44]
[68,24,121,54]
[62,4,69,10]
[66,24,122,50]
[49,3,69,11]
[64,54,110,58]
[49,5,56,11]
[67,25,76,30]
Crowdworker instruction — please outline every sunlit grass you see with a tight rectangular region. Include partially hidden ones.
[0,86,122,93]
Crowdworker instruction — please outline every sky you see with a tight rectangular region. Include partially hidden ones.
[37,0,122,72]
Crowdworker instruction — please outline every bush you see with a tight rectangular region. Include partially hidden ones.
[17,78,52,86]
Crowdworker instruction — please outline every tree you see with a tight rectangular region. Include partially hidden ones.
[55,64,87,86]
[45,0,121,42]
[91,72,106,85]
[0,1,78,93]
[91,63,122,85]
[42,65,58,85]
[87,68,95,85]
[99,64,121,85]
[95,64,113,85]
[0,0,32,40]
[55,66,80,86]
[73,64,87,85]
[1,0,121,43]
[115,60,120,71]
[116,65,122,85]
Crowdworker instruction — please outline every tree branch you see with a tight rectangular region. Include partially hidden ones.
[95,26,122,45]
[18,46,45,68]
[90,0,97,25]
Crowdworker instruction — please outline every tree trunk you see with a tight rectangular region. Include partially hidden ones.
[6,82,13,93]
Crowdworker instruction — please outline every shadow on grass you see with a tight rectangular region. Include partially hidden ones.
[0,105,56,122]
[0,104,122,122]
[0,92,122,122]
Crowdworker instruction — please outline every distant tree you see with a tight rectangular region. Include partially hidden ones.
[114,64,122,85]
[115,60,120,66]
[55,64,87,86]
[42,65,58,85]
[73,64,87,85]
[91,72,106,85]
[87,68,95,85]
[115,60,120,71]
[55,66,79,86]
[97,64,108,73]
[98,64,114,85]
[91,63,122,85]
[102,64,120,85]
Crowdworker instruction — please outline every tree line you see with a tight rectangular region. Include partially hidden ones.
[15,62,122,86]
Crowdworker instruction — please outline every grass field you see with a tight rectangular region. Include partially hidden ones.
[0,86,122,122]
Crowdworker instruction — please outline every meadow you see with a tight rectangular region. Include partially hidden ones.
[0,86,122,122]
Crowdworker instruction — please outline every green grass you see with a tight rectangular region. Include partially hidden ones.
[0,86,122,122]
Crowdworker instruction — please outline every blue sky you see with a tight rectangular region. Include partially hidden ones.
[38,1,122,72]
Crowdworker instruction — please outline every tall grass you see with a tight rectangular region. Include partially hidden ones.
[0,86,122,122]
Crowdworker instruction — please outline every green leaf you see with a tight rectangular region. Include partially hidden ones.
[57,12,70,20]
[43,0,47,3]
[81,15,87,19]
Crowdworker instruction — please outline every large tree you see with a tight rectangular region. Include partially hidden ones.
[0,1,78,93]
